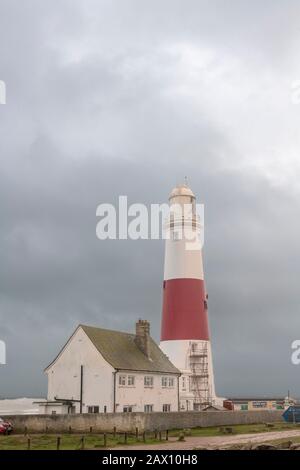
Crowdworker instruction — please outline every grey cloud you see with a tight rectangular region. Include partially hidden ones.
[0,0,300,398]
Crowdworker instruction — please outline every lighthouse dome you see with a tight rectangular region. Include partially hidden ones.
[169,183,195,201]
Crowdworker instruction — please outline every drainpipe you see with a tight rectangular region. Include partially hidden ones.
[113,370,117,413]
[177,374,181,412]
[80,365,83,413]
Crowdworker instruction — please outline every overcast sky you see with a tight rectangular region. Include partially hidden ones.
[1,0,300,398]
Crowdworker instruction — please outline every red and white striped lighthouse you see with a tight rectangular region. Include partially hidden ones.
[160,183,215,411]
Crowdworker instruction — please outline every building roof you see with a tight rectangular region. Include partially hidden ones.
[226,397,286,403]
[79,324,180,374]
[202,405,227,411]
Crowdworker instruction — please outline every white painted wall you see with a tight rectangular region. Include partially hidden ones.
[164,235,204,280]
[115,371,179,413]
[38,404,69,415]
[46,327,115,413]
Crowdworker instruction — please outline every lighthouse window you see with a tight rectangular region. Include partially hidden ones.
[172,231,181,241]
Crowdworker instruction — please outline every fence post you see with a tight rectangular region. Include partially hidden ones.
[166,430,169,441]
[27,437,31,450]
[69,425,72,434]
[57,436,61,450]
[124,432,128,444]
[135,427,139,440]
[104,433,107,448]
[90,426,93,433]
[80,436,85,450]
[113,426,116,437]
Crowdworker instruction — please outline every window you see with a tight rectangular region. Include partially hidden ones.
[162,376,175,388]
[190,377,197,391]
[128,375,135,386]
[163,404,171,412]
[87,406,99,413]
[118,375,135,387]
[119,375,126,386]
[172,231,181,241]
[104,406,107,413]
[51,411,57,415]
[144,404,153,413]
[123,406,133,413]
[162,376,168,387]
[182,377,186,390]
[144,376,153,387]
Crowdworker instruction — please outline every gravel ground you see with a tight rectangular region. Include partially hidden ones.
[113,429,300,450]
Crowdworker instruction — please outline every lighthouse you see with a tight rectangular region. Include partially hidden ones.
[160,183,216,411]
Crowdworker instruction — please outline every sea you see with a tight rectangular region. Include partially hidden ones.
[0,398,45,415]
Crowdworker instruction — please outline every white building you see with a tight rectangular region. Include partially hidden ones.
[39,320,180,414]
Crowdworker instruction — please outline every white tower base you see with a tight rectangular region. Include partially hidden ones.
[160,339,216,411]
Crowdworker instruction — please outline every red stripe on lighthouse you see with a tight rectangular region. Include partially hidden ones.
[161,278,210,341]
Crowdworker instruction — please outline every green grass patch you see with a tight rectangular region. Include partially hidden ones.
[0,433,163,450]
[0,422,298,450]
[168,422,300,438]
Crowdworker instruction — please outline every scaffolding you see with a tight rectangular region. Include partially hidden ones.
[188,342,212,410]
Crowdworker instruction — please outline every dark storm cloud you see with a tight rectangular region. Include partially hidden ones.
[0,0,300,397]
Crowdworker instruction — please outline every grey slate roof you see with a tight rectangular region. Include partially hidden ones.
[80,324,180,374]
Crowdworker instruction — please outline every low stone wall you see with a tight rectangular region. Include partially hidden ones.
[5,410,284,434]
[144,410,284,431]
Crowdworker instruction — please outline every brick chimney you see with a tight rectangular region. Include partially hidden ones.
[135,320,151,359]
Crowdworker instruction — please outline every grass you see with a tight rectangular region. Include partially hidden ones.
[168,421,300,438]
[0,433,162,450]
[0,422,299,450]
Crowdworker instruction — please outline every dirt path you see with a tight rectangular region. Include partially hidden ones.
[113,429,300,450]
